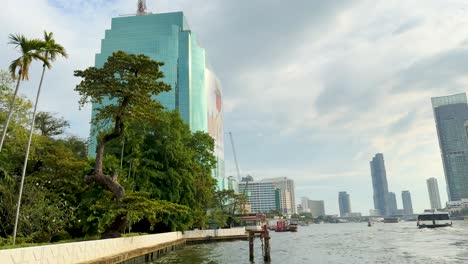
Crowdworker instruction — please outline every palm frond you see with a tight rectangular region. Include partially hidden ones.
[8,33,46,80]
[7,33,26,47]
[40,31,68,69]
[8,58,21,79]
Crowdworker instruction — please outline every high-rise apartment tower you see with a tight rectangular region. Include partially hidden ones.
[370,153,390,216]
[338,191,351,217]
[401,190,414,215]
[432,93,468,201]
[427,178,442,209]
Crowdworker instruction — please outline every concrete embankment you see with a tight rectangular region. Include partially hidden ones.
[0,228,247,264]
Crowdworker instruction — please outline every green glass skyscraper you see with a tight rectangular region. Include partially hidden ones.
[88,11,225,189]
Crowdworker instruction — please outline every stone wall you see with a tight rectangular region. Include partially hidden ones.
[0,232,183,264]
[0,228,246,264]
[183,227,246,239]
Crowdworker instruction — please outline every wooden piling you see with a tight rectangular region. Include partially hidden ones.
[263,230,271,262]
[249,232,254,261]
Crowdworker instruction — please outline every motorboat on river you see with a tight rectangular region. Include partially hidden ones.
[417,212,452,228]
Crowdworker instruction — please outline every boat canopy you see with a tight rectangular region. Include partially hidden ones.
[418,213,450,221]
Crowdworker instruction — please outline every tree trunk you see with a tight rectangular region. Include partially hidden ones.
[0,72,22,152]
[84,104,127,202]
[13,65,45,245]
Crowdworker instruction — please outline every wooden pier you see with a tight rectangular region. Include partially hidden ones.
[248,227,271,262]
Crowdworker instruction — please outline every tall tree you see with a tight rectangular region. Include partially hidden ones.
[74,51,170,202]
[13,31,67,245]
[0,34,45,152]
[34,112,70,137]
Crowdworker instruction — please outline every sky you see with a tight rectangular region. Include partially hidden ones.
[2,0,468,215]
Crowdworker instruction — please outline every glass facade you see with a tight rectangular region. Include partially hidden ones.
[239,177,296,214]
[426,178,442,209]
[432,93,468,201]
[239,180,278,213]
[387,192,398,216]
[88,12,225,187]
[308,200,326,217]
[370,153,390,216]
[401,191,413,216]
[338,191,351,217]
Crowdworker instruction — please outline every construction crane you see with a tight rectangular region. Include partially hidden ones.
[229,132,242,182]
[229,132,251,215]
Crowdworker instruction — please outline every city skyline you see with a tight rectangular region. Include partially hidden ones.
[3,0,467,215]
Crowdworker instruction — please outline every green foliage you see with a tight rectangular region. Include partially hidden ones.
[0,70,32,126]
[119,192,191,232]
[50,230,71,242]
[0,75,89,241]
[74,51,170,134]
[0,51,219,245]
[38,31,68,69]
[210,190,247,228]
[110,110,217,230]
[8,34,48,80]
[34,112,70,137]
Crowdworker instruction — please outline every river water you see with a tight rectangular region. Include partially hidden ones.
[147,221,468,263]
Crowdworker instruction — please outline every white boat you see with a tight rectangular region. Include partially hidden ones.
[417,211,452,228]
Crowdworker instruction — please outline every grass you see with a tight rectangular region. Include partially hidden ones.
[0,236,100,250]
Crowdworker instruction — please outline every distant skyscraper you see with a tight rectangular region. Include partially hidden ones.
[264,177,296,214]
[370,153,390,216]
[432,93,468,201]
[387,192,398,215]
[240,177,296,214]
[238,176,278,213]
[308,200,326,217]
[301,197,310,213]
[427,178,442,209]
[338,192,351,217]
[401,191,414,215]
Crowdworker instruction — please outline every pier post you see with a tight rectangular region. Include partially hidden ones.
[263,230,271,262]
[249,232,254,261]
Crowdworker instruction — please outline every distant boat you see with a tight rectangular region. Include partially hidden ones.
[274,220,298,232]
[288,224,298,232]
[417,212,452,228]
[383,217,399,223]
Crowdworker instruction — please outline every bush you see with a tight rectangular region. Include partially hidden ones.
[51,230,71,242]
[30,231,51,243]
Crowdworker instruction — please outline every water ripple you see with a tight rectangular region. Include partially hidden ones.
[149,221,468,264]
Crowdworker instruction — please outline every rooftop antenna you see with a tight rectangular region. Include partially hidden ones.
[119,0,152,17]
[137,0,147,16]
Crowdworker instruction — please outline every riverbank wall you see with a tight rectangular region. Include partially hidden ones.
[0,228,247,264]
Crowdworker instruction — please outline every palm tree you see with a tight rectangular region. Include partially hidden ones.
[0,34,46,152]
[12,31,67,245]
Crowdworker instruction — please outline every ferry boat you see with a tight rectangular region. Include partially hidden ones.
[417,212,452,228]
